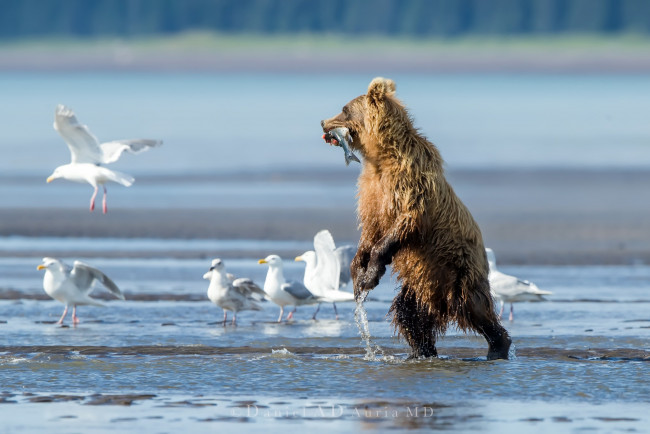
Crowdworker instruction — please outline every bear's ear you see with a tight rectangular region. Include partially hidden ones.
[367,77,396,102]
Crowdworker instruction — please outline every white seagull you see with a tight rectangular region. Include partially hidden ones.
[295,230,354,320]
[37,257,125,325]
[203,258,266,326]
[47,104,162,213]
[486,248,552,321]
[258,255,321,322]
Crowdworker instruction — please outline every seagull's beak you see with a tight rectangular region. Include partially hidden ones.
[295,256,303,262]
[37,265,46,270]
[258,259,267,264]
[46,176,55,183]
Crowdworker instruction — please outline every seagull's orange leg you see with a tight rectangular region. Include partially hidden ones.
[56,306,69,325]
[89,187,98,212]
[72,305,80,324]
[102,186,108,214]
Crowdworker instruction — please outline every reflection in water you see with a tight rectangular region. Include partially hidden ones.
[0,392,646,432]
[301,319,345,337]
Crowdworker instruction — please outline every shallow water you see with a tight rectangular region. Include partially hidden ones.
[1,241,648,432]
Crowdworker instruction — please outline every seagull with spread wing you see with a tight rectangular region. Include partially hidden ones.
[37,257,125,325]
[46,104,161,213]
[295,230,354,320]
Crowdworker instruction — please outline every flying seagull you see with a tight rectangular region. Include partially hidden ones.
[47,104,161,213]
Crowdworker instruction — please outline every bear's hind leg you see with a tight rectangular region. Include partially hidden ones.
[390,287,438,359]
[467,289,512,360]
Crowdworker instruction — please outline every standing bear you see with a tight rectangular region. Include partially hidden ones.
[321,77,511,360]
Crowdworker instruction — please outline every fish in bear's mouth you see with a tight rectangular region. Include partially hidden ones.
[321,127,360,166]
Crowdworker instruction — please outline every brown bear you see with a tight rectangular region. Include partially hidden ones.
[321,77,511,360]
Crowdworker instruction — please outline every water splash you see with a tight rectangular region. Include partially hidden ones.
[508,343,517,361]
[270,348,294,358]
[250,348,296,361]
[353,292,388,361]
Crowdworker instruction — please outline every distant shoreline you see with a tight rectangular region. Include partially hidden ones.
[2,34,650,73]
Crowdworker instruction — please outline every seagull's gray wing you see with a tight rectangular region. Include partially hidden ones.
[490,269,550,302]
[71,261,125,300]
[55,258,73,276]
[53,104,103,164]
[335,245,356,287]
[515,279,552,296]
[100,139,162,164]
[282,280,320,304]
[232,277,267,301]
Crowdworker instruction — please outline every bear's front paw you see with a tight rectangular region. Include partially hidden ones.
[361,259,385,288]
[357,268,381,292]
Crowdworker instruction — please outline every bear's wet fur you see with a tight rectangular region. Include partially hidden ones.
[321,77,511,359]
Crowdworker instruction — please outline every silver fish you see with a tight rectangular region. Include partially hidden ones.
[327,127,360,166]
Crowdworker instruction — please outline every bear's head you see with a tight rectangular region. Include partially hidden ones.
[321,77,399,156]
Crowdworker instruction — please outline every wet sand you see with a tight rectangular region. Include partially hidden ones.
[2,168,650,264]
[0,207,357,243]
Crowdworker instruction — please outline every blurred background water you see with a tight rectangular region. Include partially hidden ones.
[1,72,650,177]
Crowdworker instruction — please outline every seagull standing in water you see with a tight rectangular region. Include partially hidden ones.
[487,248,552,321]
[203,258,266,326]
[37,257,125,325]
[47,104,161,213]
[258,255,321,322]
